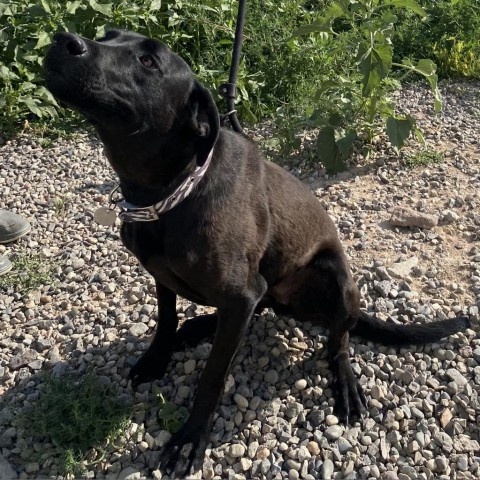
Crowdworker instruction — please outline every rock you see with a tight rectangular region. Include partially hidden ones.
[295,379,307,390]
[453,435,480,452]
[227,444,246,458]
[445,368,468,387]
[117,466,141,480]
[306,441,321,456]
[233,393,249,409]
[442,210,459,223]
[322,459,334,479]
[128,323,149,337]
[264,369,279,383]
[325,415,339,426]
[255,447,270,460]
[0,455,18,479]
[389,207,438,229]
[388,256,418,279]
[8,349,38,370]
[324,425,344,441]
[184,359,196,375]
[434,432,453,453]
[35,337,54,352]
[154,430,172,448]
[337,437,352,453]
[439,408,453,428]
[285,401,304,419]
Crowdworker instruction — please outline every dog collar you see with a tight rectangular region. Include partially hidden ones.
[111,148,214,223]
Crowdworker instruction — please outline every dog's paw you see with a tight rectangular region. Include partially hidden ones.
[159,423,208,478]
[333,369,367,424]
[128,350,170,388]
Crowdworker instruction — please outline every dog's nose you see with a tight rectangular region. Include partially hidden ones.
[53,32,87,56]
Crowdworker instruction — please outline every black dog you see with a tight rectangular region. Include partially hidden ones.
[45,30,470,477]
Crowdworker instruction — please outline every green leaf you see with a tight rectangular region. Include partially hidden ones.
[359,44,392,96]
[386,116,415,151]
[314,80,338,100]
[414,127,425,144]
[35,31,51,50]
[317,126,346,174]
[239,102,257,124]
[384,0,426,17]
[96,24,107,38]
[414,59,436,76]
[292,20,333,37]
[407,59,442,112]
[0,4,15,16]
[150,0,162,11]
[20,97,43,117]
[39,0,51,14]
[65,1,82,15]
[336,129,357,159]
[88,0,112,15]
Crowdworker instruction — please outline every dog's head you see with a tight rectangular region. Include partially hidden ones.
[44,30,219,167]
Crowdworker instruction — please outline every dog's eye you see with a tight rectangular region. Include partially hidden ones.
[139,54,156,69]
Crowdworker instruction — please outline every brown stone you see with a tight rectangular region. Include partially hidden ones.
[389,207,438,229]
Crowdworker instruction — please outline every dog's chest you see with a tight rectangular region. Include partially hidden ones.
[120,222,209,304]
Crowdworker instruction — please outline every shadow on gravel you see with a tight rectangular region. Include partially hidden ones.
[0,334,140,479]
[0,311,337,479]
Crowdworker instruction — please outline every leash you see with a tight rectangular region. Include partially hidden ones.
[219,0,247,135]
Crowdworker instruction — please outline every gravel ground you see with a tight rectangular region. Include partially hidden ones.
[0,80,479,480]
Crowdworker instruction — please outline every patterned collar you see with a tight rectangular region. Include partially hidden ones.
[111,148,214,223]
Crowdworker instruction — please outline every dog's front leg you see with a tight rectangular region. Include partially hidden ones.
[128,281,178,387]
[160,276,267,478]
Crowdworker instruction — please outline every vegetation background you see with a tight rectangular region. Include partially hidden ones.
[0,0,479,159]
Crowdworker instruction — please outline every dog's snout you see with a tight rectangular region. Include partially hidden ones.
[53,32,87,56]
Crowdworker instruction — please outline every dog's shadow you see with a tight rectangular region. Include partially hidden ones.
[0,310,352,478]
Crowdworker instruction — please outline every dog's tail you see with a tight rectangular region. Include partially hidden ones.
[351,311,471,346]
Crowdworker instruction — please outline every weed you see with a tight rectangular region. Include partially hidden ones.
[0,254,55,293]
[155,389,188,433]
[53,192,72,217]
[17,372,132,478]
[294,0,441,174]
[404,148,444,167]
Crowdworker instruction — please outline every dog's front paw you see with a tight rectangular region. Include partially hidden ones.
[159,423,208,478]
[333,367,367,424]
[128,350,170,388]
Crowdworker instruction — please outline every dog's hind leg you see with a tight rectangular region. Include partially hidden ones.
[290,248,366,422]
[174,299,285,349]
[128,281,178,387]
[175,313,218,348]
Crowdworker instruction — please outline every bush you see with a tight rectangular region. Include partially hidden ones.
[0,0,333,133]
[1,0,477,135]
[394,0,480,78]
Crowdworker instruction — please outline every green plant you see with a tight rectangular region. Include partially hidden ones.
[433,37,480,79]
[404,147,443,167]
[156,391,188,433]
[0,0,331,134]
[395,0,480,79]
[18,372,131,477]
[0,253,55,292]
[294,0,442,173]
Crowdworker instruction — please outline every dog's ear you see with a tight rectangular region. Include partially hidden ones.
[187,82,220,166]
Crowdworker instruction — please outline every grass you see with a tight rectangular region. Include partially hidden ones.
[0,254,56,293]
[18,372,132,478]
[404,148,444,168]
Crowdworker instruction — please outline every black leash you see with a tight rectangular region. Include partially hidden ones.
[219,0,246,134]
